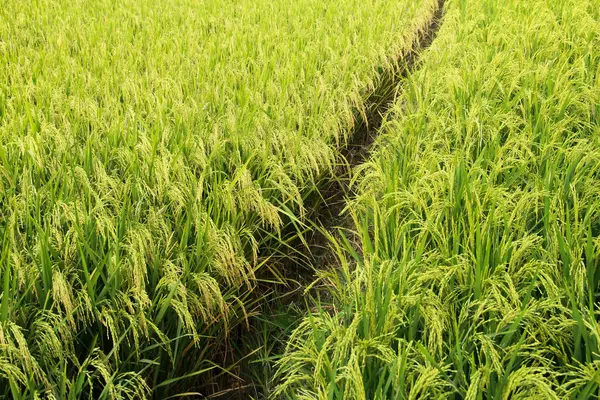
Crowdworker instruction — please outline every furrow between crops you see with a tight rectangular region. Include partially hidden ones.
[231,2,450,397]
[305,0,447,270]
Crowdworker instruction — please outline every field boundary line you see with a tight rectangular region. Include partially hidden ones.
[304,0,448,269]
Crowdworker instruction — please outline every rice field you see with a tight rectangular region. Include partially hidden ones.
[2,0,599,398]
[0,0,439,397]
[275,0,600,398]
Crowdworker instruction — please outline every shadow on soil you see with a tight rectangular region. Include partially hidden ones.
[212,1,447,397]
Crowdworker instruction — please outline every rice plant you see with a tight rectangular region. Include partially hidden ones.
[0,0,440,397]
[275,0,600,397]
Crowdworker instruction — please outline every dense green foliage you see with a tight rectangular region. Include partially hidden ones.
[4,0,599,397]
[0,0,438,397]
[275,0,600,397]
